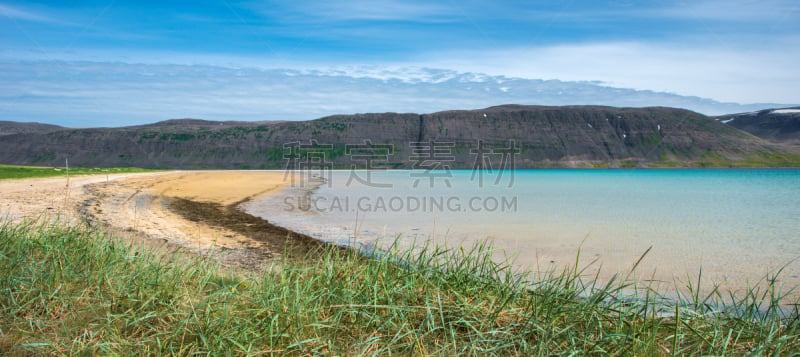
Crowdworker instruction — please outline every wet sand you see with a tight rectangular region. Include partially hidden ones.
[0,171,328,271]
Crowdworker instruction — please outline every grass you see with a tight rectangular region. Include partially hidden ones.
[1,220,799,355]
[0,164,154,180]
[648,152,800,168]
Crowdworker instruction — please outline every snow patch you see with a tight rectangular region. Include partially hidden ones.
[772,109,800,114]
[720,118,735,124]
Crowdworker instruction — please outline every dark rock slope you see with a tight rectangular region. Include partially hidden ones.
[716,108,800,144]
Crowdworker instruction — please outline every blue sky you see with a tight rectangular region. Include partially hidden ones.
[1,0,799,126]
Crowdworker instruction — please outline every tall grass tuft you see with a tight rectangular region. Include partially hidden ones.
[1,219,799,355]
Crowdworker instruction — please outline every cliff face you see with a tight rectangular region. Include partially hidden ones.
[420,105,779,165]
[1,105,798,169]
[716,108,800,144]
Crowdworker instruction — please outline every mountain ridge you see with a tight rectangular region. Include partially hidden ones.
[0,121,65,136]
[1,105,798,169]
[714,108,800,144]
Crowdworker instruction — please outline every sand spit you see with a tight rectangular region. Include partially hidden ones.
[1,171,327,271]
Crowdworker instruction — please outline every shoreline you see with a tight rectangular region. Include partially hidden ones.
[1,171,339,271]
[3,170,798,302]
[239,169,800,303]
[240,174,390,259]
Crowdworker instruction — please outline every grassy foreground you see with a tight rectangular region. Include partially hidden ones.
[0,165,153,180]
[1,221,799,355]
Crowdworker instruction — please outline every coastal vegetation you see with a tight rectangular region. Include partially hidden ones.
[2,220,798,355]
[0,165,153,180]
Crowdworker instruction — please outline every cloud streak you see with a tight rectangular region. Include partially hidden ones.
[651,0,800,21]
[0,3,77,26]
[1,60,793,127]
[421,40,800,104]
[0,3,52,23]
[514,0,799,23]
[253,0,453,23]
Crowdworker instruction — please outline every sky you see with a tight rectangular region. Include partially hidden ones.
[1,0,799,127]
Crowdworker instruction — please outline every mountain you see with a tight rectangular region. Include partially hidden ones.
[0,121,64,136]
[1,105,798,169]
[135,119,282,128]
[715,108,800,144]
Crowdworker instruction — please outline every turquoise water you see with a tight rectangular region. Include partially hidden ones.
[247,169,800,292]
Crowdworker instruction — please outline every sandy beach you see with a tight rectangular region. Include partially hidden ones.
[2,170,797,302]
[0,171,326,270]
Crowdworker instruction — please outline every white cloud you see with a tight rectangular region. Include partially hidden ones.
[1,60,794,127]
[419,41,800,104]
[3,32,798,106]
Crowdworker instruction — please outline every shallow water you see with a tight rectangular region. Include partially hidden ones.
[246,169,800,296]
